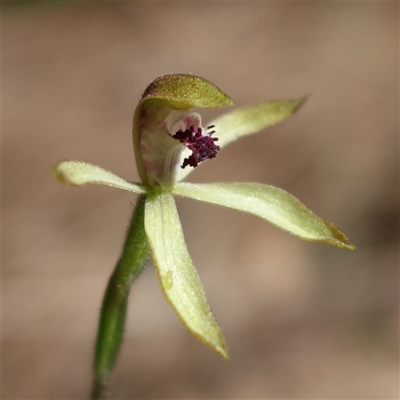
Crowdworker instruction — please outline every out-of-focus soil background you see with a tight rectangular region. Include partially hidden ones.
[3,2,399,399]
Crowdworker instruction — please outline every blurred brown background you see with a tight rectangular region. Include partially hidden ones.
[3,2,398,399]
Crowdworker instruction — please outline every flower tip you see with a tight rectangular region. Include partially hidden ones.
[334,240,357,251]
[293,95,309,112]
[344,242,357,251]
[51,161,87,187]
[51,163,74,185]
[195,330,230,360]
[219,346,230,360]
[325,221,357,250]
[200,333,230,360]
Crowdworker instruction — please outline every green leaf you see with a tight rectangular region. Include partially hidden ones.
[92,195,149,399]
[174,182,356,250]
[52,161,144,193]
[144,192,229,359]
[133,74,233,185]
[209,98,307,149]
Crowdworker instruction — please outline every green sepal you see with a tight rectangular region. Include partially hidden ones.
[140,74,234,109]
[174,182,356,250]
[52,160,145,193]
[144,192,229,359]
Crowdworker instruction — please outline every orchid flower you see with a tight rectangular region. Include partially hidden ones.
[52,74,355,398]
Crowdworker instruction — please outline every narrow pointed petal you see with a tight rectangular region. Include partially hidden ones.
[174,182,356,250]
[210,98,306,148]
[176,98,306,182]
[52,161,144,193]
[144,192,229,358]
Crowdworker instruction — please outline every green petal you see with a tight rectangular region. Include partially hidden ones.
[144,192,229,358]
[52,161,144,193]
[174,182,356,250]
[133,74,233,185]
[209,98,306,148]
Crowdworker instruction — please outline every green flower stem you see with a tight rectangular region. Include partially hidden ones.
[91,194,149,400]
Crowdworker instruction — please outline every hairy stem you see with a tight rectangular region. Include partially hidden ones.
[91,195,149,400]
